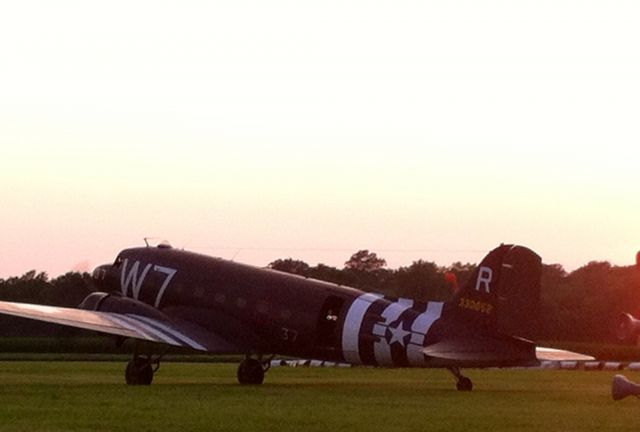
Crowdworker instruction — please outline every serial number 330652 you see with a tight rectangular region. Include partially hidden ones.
[458,298,493,315]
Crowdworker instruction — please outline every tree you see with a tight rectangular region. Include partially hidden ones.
[344,250,387,272]
[445,262,477,290]
[268,259,310,276]
[390,260,449,302]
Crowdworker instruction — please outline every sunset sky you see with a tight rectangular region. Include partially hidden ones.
[1,1,638,278]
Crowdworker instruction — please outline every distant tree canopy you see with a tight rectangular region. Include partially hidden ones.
[266,251,463,301]
[268,259,310,276]
[267,253,640,343]
[0,271,94,337]
[344,250,387,272]
[1,252,640,343]
[0,271,93,306]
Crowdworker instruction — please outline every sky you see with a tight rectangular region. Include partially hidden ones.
[1,1,639,278]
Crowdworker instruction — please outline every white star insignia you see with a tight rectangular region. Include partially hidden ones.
[387,321,411,347]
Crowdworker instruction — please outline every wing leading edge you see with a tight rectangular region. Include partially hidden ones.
[0,300,239,353]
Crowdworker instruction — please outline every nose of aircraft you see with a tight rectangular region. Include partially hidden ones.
[92,263,115,290]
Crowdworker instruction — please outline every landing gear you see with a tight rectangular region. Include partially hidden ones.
[125,343,165,385]
[449,367,473,391]
[125,357,155,385]
[237,355,272,385]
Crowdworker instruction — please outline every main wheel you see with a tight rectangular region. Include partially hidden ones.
[237,358,265,385]
[125,358,154,385]
[456,377,473,391]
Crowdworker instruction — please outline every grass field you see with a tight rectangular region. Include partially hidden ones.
[0,362,638,432]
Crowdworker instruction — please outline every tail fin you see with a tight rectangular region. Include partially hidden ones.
[447,244,541,340]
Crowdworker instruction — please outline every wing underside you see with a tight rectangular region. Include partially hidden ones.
[0,300,239,353]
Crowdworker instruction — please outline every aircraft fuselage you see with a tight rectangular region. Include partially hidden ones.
[93,245,535,369]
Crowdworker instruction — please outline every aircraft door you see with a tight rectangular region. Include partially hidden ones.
[316,296,346,349]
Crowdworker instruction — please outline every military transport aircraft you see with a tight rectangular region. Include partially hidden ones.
[0,243,590,391]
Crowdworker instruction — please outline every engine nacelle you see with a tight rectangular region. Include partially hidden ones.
[79,292,168,321]
[78,292,111,310]
[615,312,640,345]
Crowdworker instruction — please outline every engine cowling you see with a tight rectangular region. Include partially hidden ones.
[615,313,640,345]
[79,292,168,321]
[78,292,110,310]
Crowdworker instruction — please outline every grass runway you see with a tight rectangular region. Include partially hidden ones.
[0,362,638,432]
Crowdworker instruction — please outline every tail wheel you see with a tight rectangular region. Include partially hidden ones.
[125,358,154,385]
[448,367,473,392]
[237,358,265,385]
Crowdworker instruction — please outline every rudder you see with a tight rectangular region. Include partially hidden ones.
[447,244,541,340]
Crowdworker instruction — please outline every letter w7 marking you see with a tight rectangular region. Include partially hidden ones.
[152,265,177,307]
[121,259,178,307]
[121,259,152,299]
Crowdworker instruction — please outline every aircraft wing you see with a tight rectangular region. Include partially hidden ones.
[0,300,240,353]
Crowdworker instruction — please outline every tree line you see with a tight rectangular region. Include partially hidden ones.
[1,250,639,342]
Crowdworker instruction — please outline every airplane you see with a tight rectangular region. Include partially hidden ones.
[0,242,591,391]
[613,251,640,345]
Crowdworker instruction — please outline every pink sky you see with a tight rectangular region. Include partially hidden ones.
[1,1,639,278]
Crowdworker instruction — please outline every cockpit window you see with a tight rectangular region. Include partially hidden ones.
[113,255,124,267]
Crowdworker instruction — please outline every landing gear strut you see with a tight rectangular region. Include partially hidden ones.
[448,367,473,391]
[237,355,272,385]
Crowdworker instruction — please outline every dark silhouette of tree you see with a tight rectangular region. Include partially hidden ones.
[0,271,50,303]
[308,264,359,288]
[48,272,94,307]
[344,250,387,272]
[0,271,94,337]
[268,259,310,276]
[389,260,449,302]
[445,262,477,291]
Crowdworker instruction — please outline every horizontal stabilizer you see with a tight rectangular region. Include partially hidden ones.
[536,347,595,362]
[423,337,536,363]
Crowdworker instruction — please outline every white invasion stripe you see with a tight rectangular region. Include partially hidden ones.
[542,361,560,369]
[129,314,207,351]
[560,361,578,370]
[341,293,383,365]
[122,315,192,348]
[604,362,623,371]
[584,362,602,371]
[113,315,182,346]
[406,302,444,366]
[373,300,414,366]
[105,315,169,344]
[372,324,385,336]
[397,298,414,307]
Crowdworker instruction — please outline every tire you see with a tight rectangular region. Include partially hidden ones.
[237,358,265,385]
[456,377,473,391]
[125,358,154,385]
